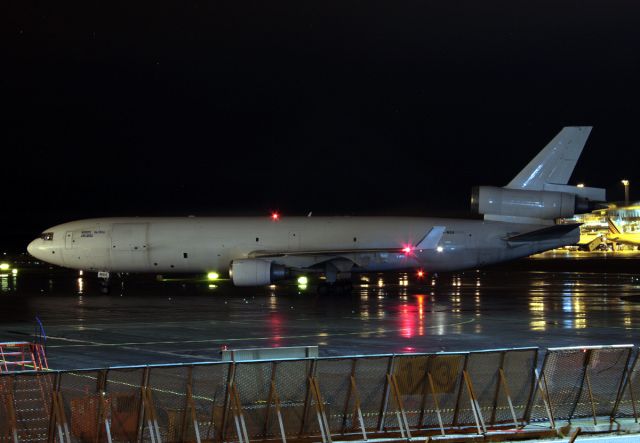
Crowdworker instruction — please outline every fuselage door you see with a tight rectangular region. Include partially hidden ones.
[110,223,149,270]
[65,231,75,249]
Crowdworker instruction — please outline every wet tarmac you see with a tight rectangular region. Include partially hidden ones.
[1,251,640,370]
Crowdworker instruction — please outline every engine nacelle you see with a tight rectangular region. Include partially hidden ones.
[230,259,289,286]
[471,186,579,220]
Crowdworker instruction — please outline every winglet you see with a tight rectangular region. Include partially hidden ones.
[416,226,446,249]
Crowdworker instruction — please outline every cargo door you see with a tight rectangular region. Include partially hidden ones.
[110,223,149,270]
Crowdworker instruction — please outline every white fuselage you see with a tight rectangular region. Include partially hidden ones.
[27,216,579,275]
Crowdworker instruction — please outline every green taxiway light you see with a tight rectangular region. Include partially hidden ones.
[207,272,220,281]
[297,276,308,285]
[0,263,9,271]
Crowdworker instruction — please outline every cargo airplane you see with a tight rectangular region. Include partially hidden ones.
[607,217,640,248]
[28,127,605,293]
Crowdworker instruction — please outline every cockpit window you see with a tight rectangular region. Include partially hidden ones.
[40,232,54,241]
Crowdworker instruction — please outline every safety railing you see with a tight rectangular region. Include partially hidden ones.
[1,345,639,443]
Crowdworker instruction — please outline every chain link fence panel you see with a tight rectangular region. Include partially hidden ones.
[4,345,640,443]
[105,367,145,443]
[572,346,632,420]
[314,357,356,435]
[352,356,391,432]
[11,372,55,443]
[146,365,192,443]
[191,362,231,443]
[614,350,640,419]
[58,370,106,443]
[501,347,538,424]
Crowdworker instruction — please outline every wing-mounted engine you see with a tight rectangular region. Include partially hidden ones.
[470,126,606,224]
[230,259,290,286]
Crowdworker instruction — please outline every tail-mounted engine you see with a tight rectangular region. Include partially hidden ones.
[471,185,606,222]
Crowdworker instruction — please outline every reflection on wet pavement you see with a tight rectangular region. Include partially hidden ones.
[1,259,640,369]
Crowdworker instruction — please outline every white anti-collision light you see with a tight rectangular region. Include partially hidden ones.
[436,246,444,253]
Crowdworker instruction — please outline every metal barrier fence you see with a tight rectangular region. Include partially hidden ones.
[0,345,639,443]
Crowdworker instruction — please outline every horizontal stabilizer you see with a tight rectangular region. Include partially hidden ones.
[506,223,581,243]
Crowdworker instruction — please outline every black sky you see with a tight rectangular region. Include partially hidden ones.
[2,0,640,251]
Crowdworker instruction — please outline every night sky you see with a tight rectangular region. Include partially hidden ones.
[3,1,640,252]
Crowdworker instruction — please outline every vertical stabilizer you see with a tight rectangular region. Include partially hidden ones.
[506,126,592,190]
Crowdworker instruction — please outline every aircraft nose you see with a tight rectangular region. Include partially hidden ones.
[27,239,41,259]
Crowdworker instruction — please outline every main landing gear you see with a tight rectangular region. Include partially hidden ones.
[317,261,354,295]
[97,271,110,294]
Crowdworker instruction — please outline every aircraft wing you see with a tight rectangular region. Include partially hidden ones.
[249,226,447,259]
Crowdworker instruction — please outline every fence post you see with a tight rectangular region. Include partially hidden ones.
[263,362,278,438]
[220,362,235,443]
[534,367,555,429]
[488,351,507,427]
[417,356,430,428]
[3,388,19,443]
[298,358,316,437]
[178,366,195,443]
[386,373,411,439]
[612,349,636,421]
[522,348,539,424]
[137,367,150,443]
[268,380,287,443]
[568,349,591,423]
[350,376,368,441]
[427,372,446,436]
[95,369,107,443]
[309,376,332,443]
[377,356,394,432]
[452,353,469,428]
[498,368,520,428]
[47,372,61,443]
[462,370,485,434]
[340,359,357,434]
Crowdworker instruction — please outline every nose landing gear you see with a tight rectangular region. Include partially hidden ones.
[97,271,110,294]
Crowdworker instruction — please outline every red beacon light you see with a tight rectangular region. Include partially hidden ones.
[402,246,413,254]
[417,270,425,278]
[271,212,280,221]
